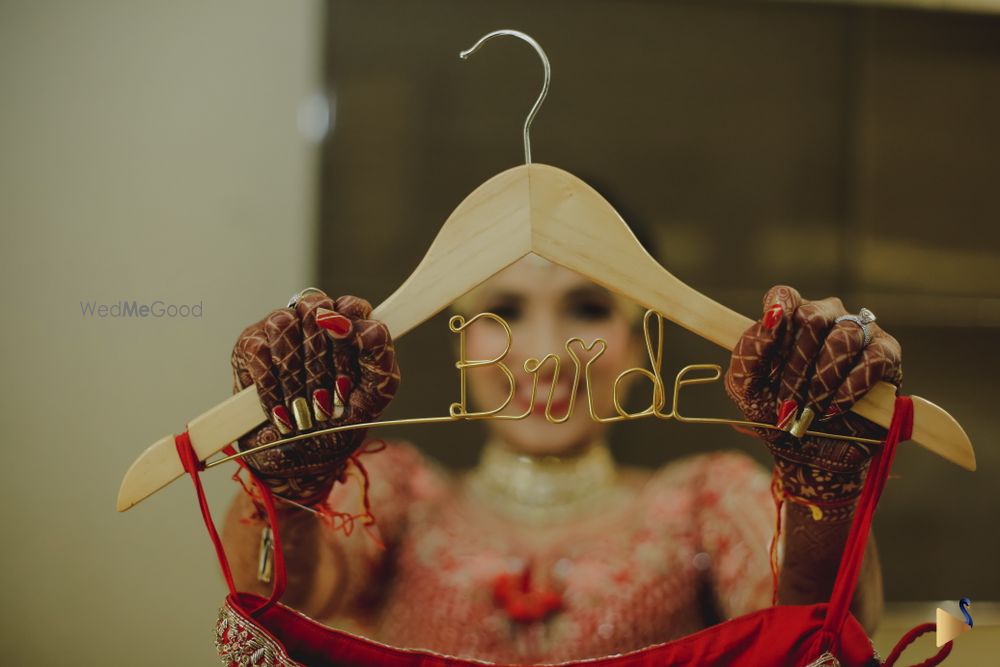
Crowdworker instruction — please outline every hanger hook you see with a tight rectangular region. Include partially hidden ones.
[460,29,550,165]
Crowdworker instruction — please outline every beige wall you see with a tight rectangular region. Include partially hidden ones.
[0,1,323,664]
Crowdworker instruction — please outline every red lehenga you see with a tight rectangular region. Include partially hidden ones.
[173,396,951,666]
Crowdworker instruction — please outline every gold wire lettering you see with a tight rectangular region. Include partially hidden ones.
[208,308,884,470]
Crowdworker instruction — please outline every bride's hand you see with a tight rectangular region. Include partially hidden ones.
[724,285,902,514]
[230,290,400,505]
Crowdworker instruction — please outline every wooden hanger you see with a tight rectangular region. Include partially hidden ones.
[117,30,975,513]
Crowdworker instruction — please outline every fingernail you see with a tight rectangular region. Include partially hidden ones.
[789,407,816,438]
[820,405,842,422]
[776,400,798,431]
[333,376,349,419]
[316,307,352,337]
[312,388,332,421]
[333,389,345,419]
[335,375,353,403]
[763,303,784,330]
[271,405,293,435]
[291,396,313,430]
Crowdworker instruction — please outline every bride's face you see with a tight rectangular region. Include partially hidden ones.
[454,255,644,457]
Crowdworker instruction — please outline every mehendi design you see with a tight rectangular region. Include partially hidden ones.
[230,293,400,505]
[724,285,903,516]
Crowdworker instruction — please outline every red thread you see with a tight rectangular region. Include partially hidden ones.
[173,431,287,617]
[883,622,953,667]
[310,440,386,551]
[225,447,270,524]
[769,471,783,606]
[767,468,861,606]
[359,438,388,455]
[223,439,386,550]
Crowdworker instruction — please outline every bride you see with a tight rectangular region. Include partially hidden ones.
[220,255,898,664]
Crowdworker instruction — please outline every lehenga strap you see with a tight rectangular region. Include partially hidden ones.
[818,395,913,647]
[174,430,287,617]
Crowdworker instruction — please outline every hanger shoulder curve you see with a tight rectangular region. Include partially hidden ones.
[372,164,532,338]
[116,387,264,511]
[528,164,749,348]
[853,388,976,471]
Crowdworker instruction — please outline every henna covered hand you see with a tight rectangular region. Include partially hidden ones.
[231,291,400,505]
[725,285,902,515]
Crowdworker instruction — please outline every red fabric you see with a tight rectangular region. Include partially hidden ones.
[174,396,953,666]
[220,593,873,667]
[815,397,913,653]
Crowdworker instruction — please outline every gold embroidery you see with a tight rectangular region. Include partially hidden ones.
[215,602,299,667]
[803,651,841,667]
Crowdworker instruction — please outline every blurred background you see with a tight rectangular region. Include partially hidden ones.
[1,0,997,664]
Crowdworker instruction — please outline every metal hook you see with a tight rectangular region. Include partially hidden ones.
[459,29,550,165]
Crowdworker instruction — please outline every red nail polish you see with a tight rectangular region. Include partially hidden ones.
[312,388,332,420]
[776,400,797,430]
[271,405,293,434]
[763,303,784,330]
[821,405,842,421]
[316,308,352,337]
[335,375,353,402]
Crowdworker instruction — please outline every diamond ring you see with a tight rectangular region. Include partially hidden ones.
[287,287,326,308]
[834,308,876,346]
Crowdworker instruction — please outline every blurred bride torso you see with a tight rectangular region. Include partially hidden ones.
[320,438,776,664]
